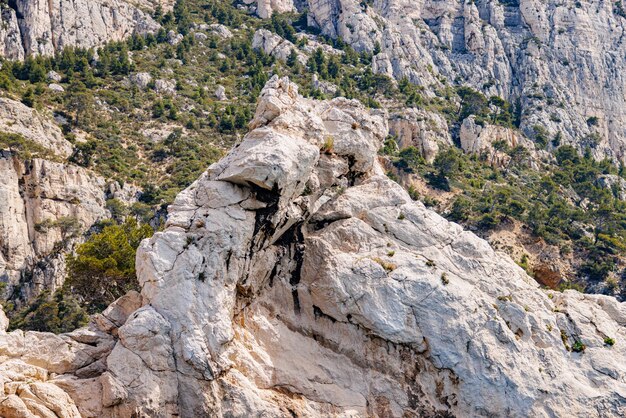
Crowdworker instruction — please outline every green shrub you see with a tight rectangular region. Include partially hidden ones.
[66,218,153,313]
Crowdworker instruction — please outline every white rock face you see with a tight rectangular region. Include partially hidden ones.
[0,7,24,60]
[302,0,626,163]
[0,98,73,158]
[0,0,165,58]
[209,23,233,39]
[154,78,176,95]
[128,72,153,90]
[459,115,542,166]
[252,29,307,65]
[0,77,624,417]
[215,85,227,101]
[0,154,109,303]
[246,0,295,18]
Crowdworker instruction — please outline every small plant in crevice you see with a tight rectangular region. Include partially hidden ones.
[571,340,586,353]
[321,136,334,154]
[560,330,570,351]
[441,272,449,285]
[372,257,397,273]
[604,337,616,346]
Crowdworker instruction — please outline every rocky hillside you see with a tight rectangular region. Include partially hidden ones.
[251,0,626,162]
[0,0,174,59]
[0,76,624,417]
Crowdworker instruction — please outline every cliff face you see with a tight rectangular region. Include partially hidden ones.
[0,0,173,58]
[247,0,626,162]
[0,99,112,305]
[0,77,623,417]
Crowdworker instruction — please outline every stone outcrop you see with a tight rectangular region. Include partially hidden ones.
[245,0,295,18]
[252,29,307,65]
[0,98,73,158]
[0,154,109,303]
[0,77,624,417]
[0,7,24,61]
[388,108,453,163]
[459,115,540,167]
[301,0,626,163]
[0,0,169,59]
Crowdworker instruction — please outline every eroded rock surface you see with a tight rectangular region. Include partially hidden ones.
[302,0,626,163]
[0,154,109,304]
[0,0,170,58]
[0,77,625,417]
[0,98,73,158]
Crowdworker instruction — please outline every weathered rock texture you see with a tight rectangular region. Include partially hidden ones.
[245,0,295,18]
[0,98,73,158]
[0,77,624,417]
[0,154,109,303]
[389,108,453,163]
[301,0,626,163]
[0,0,171,58]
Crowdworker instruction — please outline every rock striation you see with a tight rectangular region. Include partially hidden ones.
[0,77,624,417]
[302,0,626,163]
[0,98,73,158]
[0,0,170,59]
[0,154,109,303]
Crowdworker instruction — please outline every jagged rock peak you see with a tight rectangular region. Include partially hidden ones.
[0,77,625,417]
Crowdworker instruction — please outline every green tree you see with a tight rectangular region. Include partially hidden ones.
[9,290,89,334]
[67,218,153,313]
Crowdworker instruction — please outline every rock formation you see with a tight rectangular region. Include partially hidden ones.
[0,98,113,304]
[301,0,626,163]
[388,108,453,163]
[0,0,173,58]
[0,154,109,303]
[0,98,73,158]
[252,29,307,64]
[245,0,295,19]
[0,77,624,417]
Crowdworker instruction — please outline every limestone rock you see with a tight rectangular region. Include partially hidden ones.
[215,85,227,101]
[388,108,453,163]
[0,154,109,303]
[302,0,626,163]
[167,30,184,46]
[154,79,176,95]
[311,73,337,96]
[46,71,62,82]
[6,0,161,58]
[48,83,64,92]
[460,116,540,167]
[596,174,626,201]
[252,29,307,65]
[246,0,295,18]
[0,98,73,158]
[128,72,153,90]
[0,77,625,417]
[0,7,24,60]
[209,24,233,39]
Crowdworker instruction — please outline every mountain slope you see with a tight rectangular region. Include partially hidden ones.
[0,77,624,417]
[248,0,626,162]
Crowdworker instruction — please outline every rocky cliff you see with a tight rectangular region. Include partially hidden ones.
[244,0,626,163]
[0,98,115,306]
[0,0,173,58]
[0,77,624,417]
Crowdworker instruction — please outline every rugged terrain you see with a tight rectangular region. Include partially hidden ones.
[0,0,175,59]
[0,76,624,417]
[1,1,626,416]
